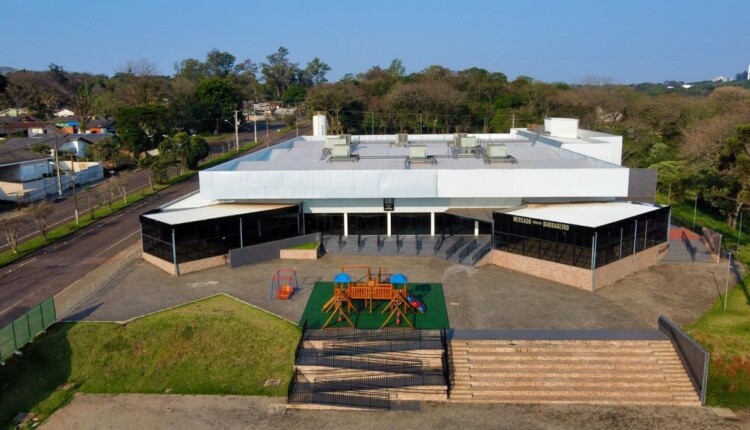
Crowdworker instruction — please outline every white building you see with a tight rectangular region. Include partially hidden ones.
[141,117,668,290]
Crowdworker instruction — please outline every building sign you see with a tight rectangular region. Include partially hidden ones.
[512,216,570,231]
[383,198,395,211]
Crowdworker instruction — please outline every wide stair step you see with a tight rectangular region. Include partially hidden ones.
[448,338,700,406]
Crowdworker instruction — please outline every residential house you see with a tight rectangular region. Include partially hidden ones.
[0,145,56,202]
[54,108,75,117]
[0,108,30,117]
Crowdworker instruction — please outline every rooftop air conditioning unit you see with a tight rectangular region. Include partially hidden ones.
[331,144,351,158]
[396,133,408,146]
[409,145,427,159]
[460,136,478,149]
[487,144,507,158]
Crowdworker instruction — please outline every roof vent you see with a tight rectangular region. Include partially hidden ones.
[395,133,408,147]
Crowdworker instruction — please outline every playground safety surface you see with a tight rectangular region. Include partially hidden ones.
[299,282,450,329]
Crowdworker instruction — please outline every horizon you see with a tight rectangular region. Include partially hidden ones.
[1,0,748,84]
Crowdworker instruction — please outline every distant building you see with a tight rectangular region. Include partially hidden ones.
[0,108,30,117]
[55,108,75,117]
[712,76,729,83]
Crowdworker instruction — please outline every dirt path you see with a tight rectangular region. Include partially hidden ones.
[41,394,746,430]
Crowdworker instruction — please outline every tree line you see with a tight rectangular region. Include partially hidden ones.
[2,51,750,227]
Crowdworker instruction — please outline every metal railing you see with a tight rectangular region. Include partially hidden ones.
[445,237,465,260]
[472,242,492,265]
[377,234,384,251]
[434,235,444,255]
[658,316,708,405]
[338,234,344,250]
[416,235,422,255]
[681,231,696,261]
[458,239,478,263]
[440,328,452,395]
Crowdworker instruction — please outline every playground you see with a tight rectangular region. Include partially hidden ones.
[299,266,449,330]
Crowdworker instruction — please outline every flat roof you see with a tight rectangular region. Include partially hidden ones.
[505,202,662,228]
[143,193,292,225]
[210,134,610,174]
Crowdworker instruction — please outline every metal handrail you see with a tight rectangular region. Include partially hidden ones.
[445,237,465,260]
[458,239,477,263]
[681,231,696,261]
[472,242,492,265]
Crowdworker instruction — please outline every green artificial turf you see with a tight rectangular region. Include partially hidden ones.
[300,282,450,329]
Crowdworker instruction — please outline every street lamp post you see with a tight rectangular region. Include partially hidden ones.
[233,110,239,152]
[68,152,79,224]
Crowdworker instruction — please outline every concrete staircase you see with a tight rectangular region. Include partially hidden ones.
[322,234,491,266]
[289,329,449,409]
[449,339,700,406]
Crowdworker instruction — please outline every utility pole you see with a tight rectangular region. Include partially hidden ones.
[371,112,374,135]
[511,113,516,129]
[69,152,79,224]
[233,110,239,152]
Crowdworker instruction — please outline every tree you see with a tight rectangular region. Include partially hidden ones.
[134,154,159,191]
[68,81,99,132]
[205,49,236,77]
[160,132,210,172]
[282,85,306,106]
[261,47,300,100]
[115,105,173,155]
[301,57,331,86]
[113,171,130,203]
[195,77,242,133]
[0,215,23,254]
[30,202,54,241]
[305,82,365,134]
[387,58,406,77]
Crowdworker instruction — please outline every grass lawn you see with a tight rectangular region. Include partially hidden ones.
[688,282,750,409]
[300,282,450,330]
[288,241,319,250]
[0,295,301,428]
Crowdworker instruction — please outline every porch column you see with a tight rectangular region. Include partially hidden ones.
[387,212,392,236]
[343,212,349,236]
[430,212,435,236]
[474,220,479,236]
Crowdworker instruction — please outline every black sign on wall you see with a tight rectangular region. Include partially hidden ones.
[383,198,395,211]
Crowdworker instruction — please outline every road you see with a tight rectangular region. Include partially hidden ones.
[0,129,274,253]
[0,124,310,326]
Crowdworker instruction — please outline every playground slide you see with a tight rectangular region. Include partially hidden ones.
[406,294,426,313]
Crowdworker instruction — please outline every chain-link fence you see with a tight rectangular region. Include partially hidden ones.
[0,298,56,361]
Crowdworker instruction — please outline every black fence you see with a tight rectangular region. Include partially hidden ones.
[228,233,321,268]
[458,239,478,263]
[681,231,697,261]
[472,242,492,265]
[288,370,391,410]
[445,237,465,260]
[658,316,709,405]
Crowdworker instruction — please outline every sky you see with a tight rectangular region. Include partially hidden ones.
[2,0,748,84]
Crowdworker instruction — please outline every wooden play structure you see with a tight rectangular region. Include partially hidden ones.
[321,266,424,329]
[270,269,299,301]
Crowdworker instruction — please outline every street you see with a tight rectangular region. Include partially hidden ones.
[0,125,310,326]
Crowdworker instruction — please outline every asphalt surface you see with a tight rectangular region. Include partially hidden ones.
[0,127,280,253]
[0,124,310,326]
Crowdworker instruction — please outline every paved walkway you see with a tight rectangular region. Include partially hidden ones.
[66,252,728,330]
[41,394,744,430]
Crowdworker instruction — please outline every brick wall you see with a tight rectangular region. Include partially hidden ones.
[142,252,177,276]
[280,248,319,260]
[178,254,227,275]
[491,250,593,291]
[593,243,668,290]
